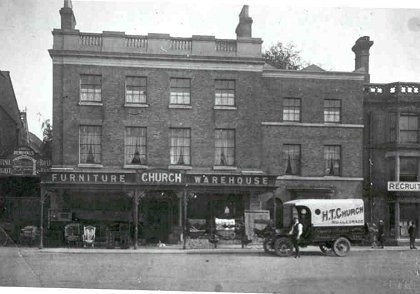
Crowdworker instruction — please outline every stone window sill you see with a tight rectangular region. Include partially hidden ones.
[213,166,238,171]
[168,165,193,170]
[123,164,149,169]
[169,105,192,109]
[124,103,149,108]
[78,164,103,168]
[78,101,103,106]
[213,106,237,110]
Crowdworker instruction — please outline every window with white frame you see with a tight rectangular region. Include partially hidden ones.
[170,78,191,105]
[80,75,102,102]
[283,98,301,122]
[324,145,341,176]
[399,113,418,143]
[215,129,235,166]
[125,77,147,104]
[79,125,102,164]
[170,128,190,165]
[215,80,235,106]
[324,99,341,123]
[283,144,301,175]
[125,127,147,165]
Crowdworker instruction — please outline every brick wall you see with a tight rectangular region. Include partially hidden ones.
[52,64,264,169]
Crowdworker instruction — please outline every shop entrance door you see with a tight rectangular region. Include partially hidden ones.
[140,197,175,243]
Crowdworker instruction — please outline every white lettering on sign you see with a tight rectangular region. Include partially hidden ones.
[192,175,270,186]
[321,206,364,223]
[388,181,420,191]
[141,172,182,183]
[51,173,126,183]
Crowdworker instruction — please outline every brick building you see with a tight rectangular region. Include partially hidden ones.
[42,1,369,248]
[364,82,420,244]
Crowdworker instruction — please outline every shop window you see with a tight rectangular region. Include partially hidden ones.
[80,75,102,102]
[283,144,301,175]
[215,80,235,106]
[399,157,418,181]
[125,77,147,104]
[79,125,102,164]
[283,98,301,122]
[324,145,341,176]
[170,78,191,105]
[214,129,235,166]
[324,99,341,123]
[124,127,147,165]
[399,113,418,143]
[170,128,190,165]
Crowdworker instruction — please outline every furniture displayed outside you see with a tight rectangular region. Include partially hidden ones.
[64,223,82,247]
[83,225,96,247]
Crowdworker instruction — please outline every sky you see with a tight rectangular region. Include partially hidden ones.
[1,0,420,139]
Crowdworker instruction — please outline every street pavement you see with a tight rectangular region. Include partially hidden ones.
[1,244,420,293]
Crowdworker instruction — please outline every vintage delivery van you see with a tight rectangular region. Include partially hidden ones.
[272,199,366,257]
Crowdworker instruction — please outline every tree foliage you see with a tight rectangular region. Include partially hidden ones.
[263,42,306,70]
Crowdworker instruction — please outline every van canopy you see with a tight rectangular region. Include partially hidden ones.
[284,199,365,227]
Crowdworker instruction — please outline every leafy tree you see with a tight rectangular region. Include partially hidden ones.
[263,42,306,70]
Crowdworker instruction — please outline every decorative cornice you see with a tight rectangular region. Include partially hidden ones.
[51,55,265,72]
[262,122,364,129]
[262,70,365,81]
[276,175,363,181]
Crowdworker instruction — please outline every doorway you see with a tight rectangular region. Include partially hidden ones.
[139,191,178,243]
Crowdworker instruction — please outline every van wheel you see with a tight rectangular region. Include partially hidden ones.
[274,237,293,257]
[319,245,333,255]
[332,237,351,257]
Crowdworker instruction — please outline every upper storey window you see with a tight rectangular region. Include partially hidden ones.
[399,113,418,143]
[283,98,301,122]
[126,77,147,104]
[324,99,341,123]
[80,75,102,102]
[215,80,235,106]
[170,78,191,105]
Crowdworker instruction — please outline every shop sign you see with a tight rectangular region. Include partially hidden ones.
[188,174,274,186]
[139,171,182,184]
[388,181,420,191]
[50,173,127,183]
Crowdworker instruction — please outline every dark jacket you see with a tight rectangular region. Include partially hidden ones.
[408,225,417,238]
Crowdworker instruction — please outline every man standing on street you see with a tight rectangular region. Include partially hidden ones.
[289,217,303,258]
[408,220,417,249]
[377,220,385,248]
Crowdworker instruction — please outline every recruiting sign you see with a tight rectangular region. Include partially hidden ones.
[387,181,420,191]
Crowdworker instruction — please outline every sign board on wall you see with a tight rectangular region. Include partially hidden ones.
[42,171,277,187]
[0,146,51,176]
[387,181,420,191]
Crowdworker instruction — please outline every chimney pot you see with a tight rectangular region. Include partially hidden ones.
[352,36,373,81]
[235,5,253,38]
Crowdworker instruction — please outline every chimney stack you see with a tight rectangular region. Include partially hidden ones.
[235,5,253,38]
[60,0,76,30]
[352,36,373,75]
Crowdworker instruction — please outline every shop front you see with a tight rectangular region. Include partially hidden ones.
[40,170,277,248]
